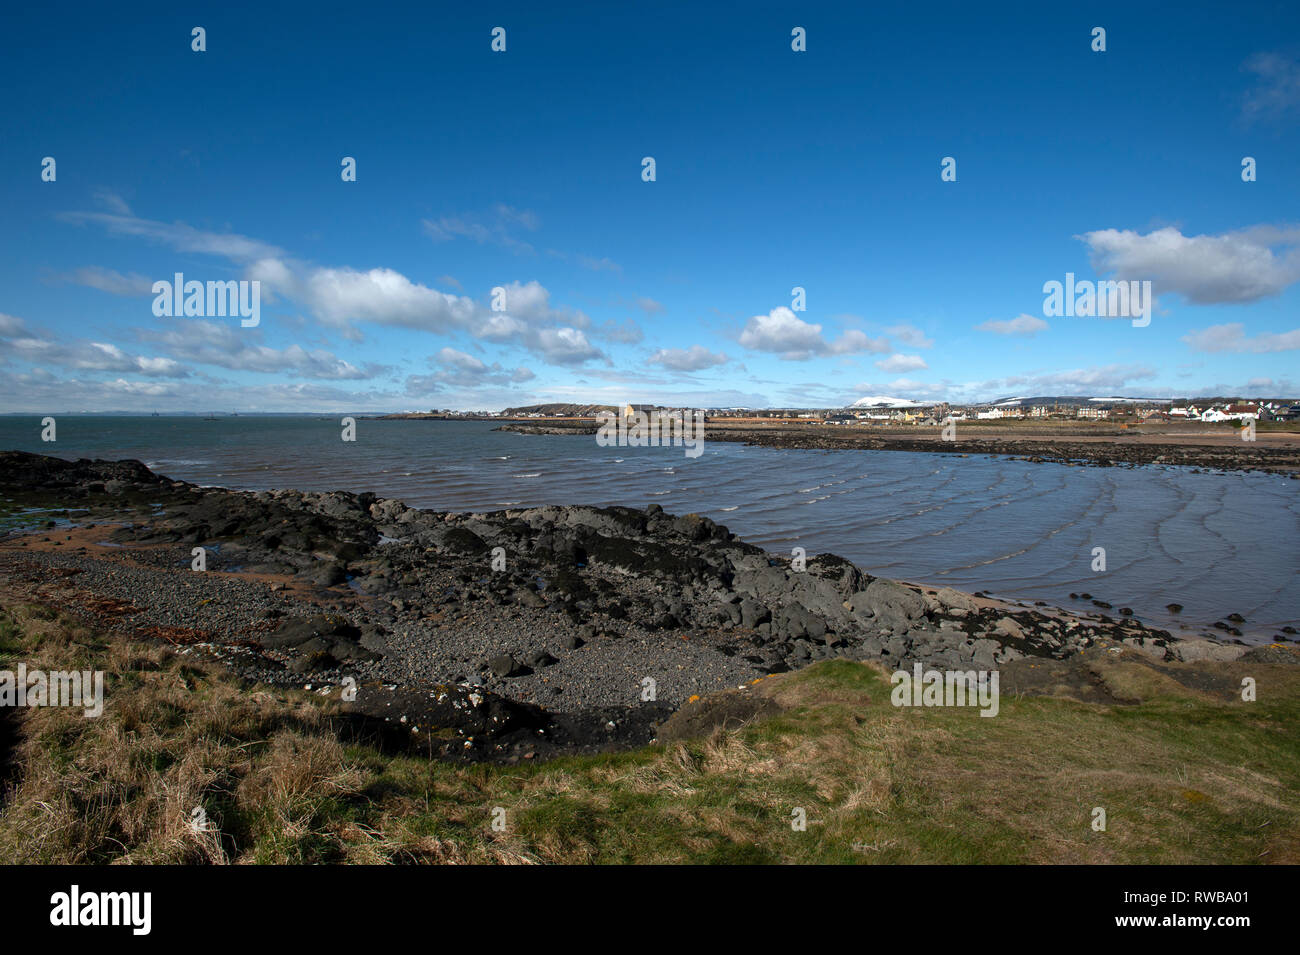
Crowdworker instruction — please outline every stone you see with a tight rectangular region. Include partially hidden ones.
[935,587,978,613]
[487,654,523,677]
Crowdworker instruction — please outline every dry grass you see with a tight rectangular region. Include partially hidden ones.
[2,601,1297,865]
[0,603,364,864]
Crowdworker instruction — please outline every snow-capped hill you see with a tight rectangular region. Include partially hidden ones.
[850,395,925,408]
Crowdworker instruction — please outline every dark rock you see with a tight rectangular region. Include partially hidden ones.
[260,613,360,650]
[514,588,547,609]
[525,649,558,668]
[487,654,523,677]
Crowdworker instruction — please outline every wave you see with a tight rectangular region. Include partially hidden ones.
[146,459,211,468]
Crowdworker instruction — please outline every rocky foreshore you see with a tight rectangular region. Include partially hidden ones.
[0,451,1290,762]
[494,420,1300,474]
[494,422,599,436]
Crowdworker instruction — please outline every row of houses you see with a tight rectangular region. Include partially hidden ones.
[483,401,1300,425]
[749,401,1300,425]
[1169,401,1299,422]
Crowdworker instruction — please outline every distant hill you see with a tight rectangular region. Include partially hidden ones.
[500,403,618,416]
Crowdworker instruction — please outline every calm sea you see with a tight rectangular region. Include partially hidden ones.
[2,415,1297,639]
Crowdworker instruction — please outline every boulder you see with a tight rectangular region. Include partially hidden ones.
[935,587,978,613]
[857,579,927,631]
[1171,640,1249,663]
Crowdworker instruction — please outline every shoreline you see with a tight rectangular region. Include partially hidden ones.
[494,420,1300,475]
[1,450,1292,762]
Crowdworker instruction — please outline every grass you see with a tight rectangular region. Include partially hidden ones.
[1,600,1296,864]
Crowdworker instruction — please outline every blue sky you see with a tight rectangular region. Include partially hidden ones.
[2,0,1298,412]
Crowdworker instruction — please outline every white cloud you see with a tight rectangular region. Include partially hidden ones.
[649,345,730,371]
[1078,225,1300,304]
[93,190,133,216]
[739,307,889,360]
[534,327,604,365]
[471,282,606,365]
[1182,323,1300,353]
[61,208,607,368]
[414,347,536,388]
[138,320,376,379]
[301,266,481,332]
[58,211,284,262]
[2,320,188,378]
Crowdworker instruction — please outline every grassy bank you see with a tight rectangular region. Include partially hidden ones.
[1,600,1296,864]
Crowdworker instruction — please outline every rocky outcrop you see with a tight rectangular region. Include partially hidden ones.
[0,451,1261,691]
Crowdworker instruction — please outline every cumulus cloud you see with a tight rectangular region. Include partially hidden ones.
[61,208,611,368]
[739,307,889,360]
[2,317,188,378]
[533,327,604,365]
[1182,323,1300,353]
[468,282,605,365]
[295,271,602,365]
[424,347,535,387]
[1078,225,1300,304]
[138,320,376,379]
[649,345,730,371]
[977,313,1050,336]
[299,266,481,332]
